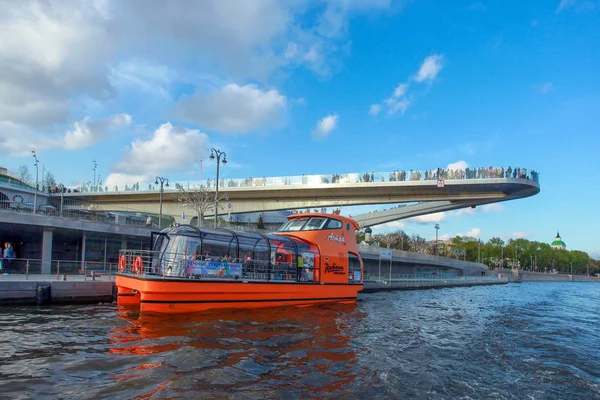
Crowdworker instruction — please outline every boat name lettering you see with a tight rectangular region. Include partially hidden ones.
[327,233,345,244]
[324,263,345,275]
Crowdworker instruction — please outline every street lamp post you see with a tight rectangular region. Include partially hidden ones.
[155,176,169,229]
[209,148,227,229]
[93,160,97,192]
[434,223,440,256]
[570,261,573,276]
[31,149,39,214]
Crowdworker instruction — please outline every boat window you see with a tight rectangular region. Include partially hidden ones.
[266,234,296,263]
[278,217,309,232]
[324,218,343,230]
[237,231,270,262]
[201,228,235,260]
[159,234,201,275]
[302,217,327,231]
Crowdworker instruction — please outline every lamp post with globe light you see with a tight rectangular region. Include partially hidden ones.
[209,148,227,228]
[434,223,440,256]
[93,160,97,192]
[155,176,169,228]
[32,149,39,214]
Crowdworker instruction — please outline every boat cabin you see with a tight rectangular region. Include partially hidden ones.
[119,212,363,285]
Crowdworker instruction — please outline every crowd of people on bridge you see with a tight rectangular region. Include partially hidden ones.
[382,166,539,183]
[66,166,538,194]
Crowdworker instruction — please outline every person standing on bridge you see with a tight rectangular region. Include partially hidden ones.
[146,215,152,228]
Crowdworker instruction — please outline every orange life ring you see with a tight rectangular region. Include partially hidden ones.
[118,255,126,273]
[132,256,144,275]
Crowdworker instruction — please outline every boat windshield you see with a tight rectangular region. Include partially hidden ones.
[278,217,309,231]
[278,217,342,232]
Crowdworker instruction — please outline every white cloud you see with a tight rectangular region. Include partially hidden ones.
[452,203,503,218]
[0,114,131,156]
[447,160,468,170]
[536,82,555,94]
[369,53,445,116]
[106,123,209,186]
[370,82,411,116]
[457,227,481,239]
[512,232,530,239]
[386,98,412,115]
[407,212,448,224]
[413,54,444,83]
[63,114,131,149]
[466,228,481,238]
[313,114,339,138]
[369,104,381,116]
[316,0,392,38]
[0,1,114,127]
[482,204,504,213]
[438,233,451,241]
[109,59,176,100]
[375,220,405,232]
[392,83,408,99]
[0,0,399,141]
[175,84,286,133]
[0,121,57,157]
[454,208,477,217]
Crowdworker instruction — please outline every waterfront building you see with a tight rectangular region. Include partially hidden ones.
[551,231,566,250]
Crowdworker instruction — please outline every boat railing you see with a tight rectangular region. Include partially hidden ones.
[117,249,318,283]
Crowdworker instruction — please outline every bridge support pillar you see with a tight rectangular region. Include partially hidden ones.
[41,229,53,274]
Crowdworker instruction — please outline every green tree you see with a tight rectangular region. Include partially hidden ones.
[17,165,32,184]
[257,214,266,230]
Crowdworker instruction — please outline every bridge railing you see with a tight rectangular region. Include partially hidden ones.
[364,273,508,288]
[0,196,153,229]
[65,166,540,194]
[0,258,117,280]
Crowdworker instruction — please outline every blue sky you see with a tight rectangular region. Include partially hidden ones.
[1,0,598,256]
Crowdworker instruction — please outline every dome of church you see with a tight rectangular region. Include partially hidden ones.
[551,231,566,250]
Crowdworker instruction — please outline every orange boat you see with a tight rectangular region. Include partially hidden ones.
[116,211,364,313]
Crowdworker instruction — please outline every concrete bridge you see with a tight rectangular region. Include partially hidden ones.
[65,168,540,228]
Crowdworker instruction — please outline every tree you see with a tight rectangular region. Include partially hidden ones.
[45,171,57,187]
[408,233,428,253]
[257,214,266,230]
[17,165,32,184]
[178,185,227,227]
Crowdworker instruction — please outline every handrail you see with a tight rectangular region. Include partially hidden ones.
[62,166,540,194]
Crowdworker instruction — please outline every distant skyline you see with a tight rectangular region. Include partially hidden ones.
[0,0,598,256]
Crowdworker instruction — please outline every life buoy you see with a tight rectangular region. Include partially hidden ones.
[132,256,144,275]
[118,255,126,273]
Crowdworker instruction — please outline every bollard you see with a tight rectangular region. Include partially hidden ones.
[26,260,30,280]
[36,285,51,305]
[56,261,61,280]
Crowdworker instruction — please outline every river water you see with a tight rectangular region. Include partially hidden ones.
[0,282,599,399]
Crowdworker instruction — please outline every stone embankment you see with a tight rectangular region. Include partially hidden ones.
[493,268,600,283]
[0,275,115,305]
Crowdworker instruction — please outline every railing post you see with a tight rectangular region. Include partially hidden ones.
[26,260,29,280]
[56,260,60,280]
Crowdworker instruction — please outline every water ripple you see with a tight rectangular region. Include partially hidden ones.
[0,283,599,399]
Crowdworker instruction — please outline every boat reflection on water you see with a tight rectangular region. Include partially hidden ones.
[106,304,375,398]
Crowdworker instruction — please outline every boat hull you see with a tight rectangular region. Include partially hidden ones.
[116,274,362,313]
